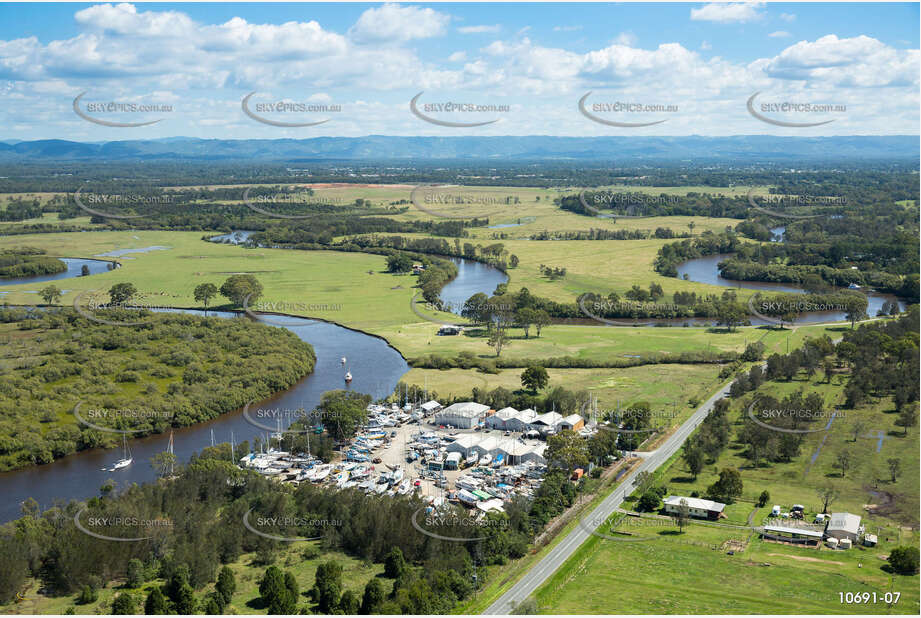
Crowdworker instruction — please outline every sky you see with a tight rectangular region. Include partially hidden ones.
[0,2,918,140]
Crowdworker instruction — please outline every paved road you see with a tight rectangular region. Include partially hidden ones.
[483,377,737,615]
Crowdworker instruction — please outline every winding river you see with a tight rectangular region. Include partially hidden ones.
[0,237,501,523]
[676,226,906,323]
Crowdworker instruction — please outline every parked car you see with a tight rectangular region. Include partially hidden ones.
[372,457,382,464]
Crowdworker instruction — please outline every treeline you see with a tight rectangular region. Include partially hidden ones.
[0,198,44,221]
[339,234,513,272]
[0,308,314,470]
[556,191,753,219]
[719,258,917,299]
[654,231,745,277]
[530,227,690,241]
[0,248,66,278]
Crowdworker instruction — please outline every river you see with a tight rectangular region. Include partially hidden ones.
[0,235,503,523]
[0,257,113,292]
[675,226,905,323]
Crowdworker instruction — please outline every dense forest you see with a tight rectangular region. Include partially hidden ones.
[0,248,66,279]
[0,308,315,470]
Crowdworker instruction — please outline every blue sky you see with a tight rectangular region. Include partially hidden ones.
[0,2,918,139]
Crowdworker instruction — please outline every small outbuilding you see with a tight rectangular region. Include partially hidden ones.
[761,525,823,546]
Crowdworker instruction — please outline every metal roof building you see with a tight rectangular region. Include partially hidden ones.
[435,402,490,428]
[825,512,862,541]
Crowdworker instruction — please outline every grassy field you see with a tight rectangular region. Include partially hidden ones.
[0,229,844,363]
[381,320,842,362]
[534,516,919,614]
[3,542,387,615]
[532,365,920,614]
[0,230,415,333]
[401,364,723,412]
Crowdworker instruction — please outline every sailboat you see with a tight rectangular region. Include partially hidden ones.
[104,434,133,471]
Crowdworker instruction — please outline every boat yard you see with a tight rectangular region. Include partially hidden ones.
[237,401,568,513]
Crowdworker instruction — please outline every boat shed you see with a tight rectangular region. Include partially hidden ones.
[435,402,490,428]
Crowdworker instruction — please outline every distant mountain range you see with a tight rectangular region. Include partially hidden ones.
[0,136,916,161]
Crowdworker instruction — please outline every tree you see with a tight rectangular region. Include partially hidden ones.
[259,566,296,614]
[715,300,746,333]
[193,283,218,308]
[77,585,98,605]
[111,593,137,615]
[887,547,920,575]
[533,309,551,337]
[545,430,589,471]
[706,468,743,503]
[757,490,770,508]
[850,419,867,443]
[144,588,168,615]
[173,583,197,615]
[150,451,177,479]
[832,448,852,478]
[637,490,661,512]
[339,590,360,614]
[632,470,654,495]
[40,285,62,305]
[310,561,343,615]
[816,485,839,514]
[81,264,90,276]
[219,274,263,307]
[386,253,413,273]
[674,498,690,532]
[109,282,137,306]
[384,547,407,579]
[319,390,371,442]
[896,406,918,437]
[846,305,867,329]
[487,326,509,357]
[360,578,385,614]
[516,307,537,338]
[887,458,902,483]
[126,558,145,588]
[521,365,549,392]
[216,566,236,606]
[461,292,489,323]
[682,441,705,479]
[202,592,224,614]
[509,254,519,268]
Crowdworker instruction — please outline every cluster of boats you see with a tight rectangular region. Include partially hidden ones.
[453,462,548,505]
[238,448,417,497]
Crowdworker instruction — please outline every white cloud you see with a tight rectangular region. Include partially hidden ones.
[690,3,765,24]
[613,32,638,47]
[553,25,582,32]
[0,4,917,137]
[348,3,449,43]
[768,31,792,39]
[780,13,796,22]
[458,25,500,34]
[760,34,919,87]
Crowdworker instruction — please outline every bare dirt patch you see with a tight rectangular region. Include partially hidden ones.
[767,552,844,565]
